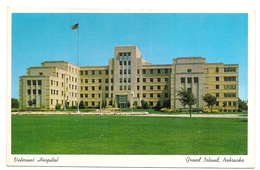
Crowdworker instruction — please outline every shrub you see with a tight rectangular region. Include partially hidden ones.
[55,103,62,110]
[211,109,219,113]
[203,109,211,113]
[167,109,176,113]
[160,108,167,112]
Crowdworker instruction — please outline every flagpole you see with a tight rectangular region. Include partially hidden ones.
[77,20,80,113]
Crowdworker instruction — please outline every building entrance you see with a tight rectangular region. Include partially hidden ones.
[117,95,127,108]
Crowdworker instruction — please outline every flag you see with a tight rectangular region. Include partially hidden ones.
[71,23,78,30]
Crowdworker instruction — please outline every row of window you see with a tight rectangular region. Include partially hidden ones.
[215,93,237,98]
[139,77,169,83]
[79,92,169,99]
[141,69,171,75]
[181,77,199,84]
[215,84,237,90]
[215,67,236,73]
[80,70,110,76]
[27,89,41,95]
[215,101,237,107]
[27,80,42,86]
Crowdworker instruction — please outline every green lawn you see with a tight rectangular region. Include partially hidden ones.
[11,115,247,155]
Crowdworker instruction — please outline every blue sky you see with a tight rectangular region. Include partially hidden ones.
[11,13,248,100]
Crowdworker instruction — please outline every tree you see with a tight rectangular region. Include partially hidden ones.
[202,93,217,112]
[11,98,19,108]
[177,87,197,117]
[79,100,85,109]
[27,100,33,107]
[141,100,148,109]
[238,98,248,111]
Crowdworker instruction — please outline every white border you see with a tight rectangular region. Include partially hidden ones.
[5,6,256,169]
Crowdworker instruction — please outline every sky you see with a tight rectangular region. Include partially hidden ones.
[11,12,248,100]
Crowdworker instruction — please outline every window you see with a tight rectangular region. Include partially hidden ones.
[158,69,161,74]
[150,69,153,74]
[85,86,88,90]
[187,69,192,72]
[124,61,127,65]
[150,86,153,90]
[137,69,140,74]
[85,79,88,83]
[38,90,41,94]
[120,70,122,74]
[85,71,88,75]
[92,94,95,98]
[216,85,219,89]
[105,70,109,75]
[216,77,219,81]
[99,70,102,75]
[33,80,36,85]
[165,69,168,74]
[143,93,146,98]
[128,61,131,65]
[111,86,113,90]
[216,67,219,73]
[165,93,169,98]
[85,94,88,98]
[187,77,192,83]
[92,86,95,91]
[181,77,185,83]
[99,79,102,83]
[216,101,219,106]
[39,72,43,75]
[157,78,161,82]
[157,86,161,90]
[150,78,153,82]
[150,93,153,98]
[124,70,127,74]
[143,86,146,90]
[33,89,36,94]
[80,94,83,98]
[194,77,199,83]
[224,67,236,72]
[224,85,236,89]
[143,78,146,82]
[224,93,236,98]
[224,76,236,81]
[165,78,168,82]
[128,69,131,74]
[80,71,83,75]
[92,71,95,75]
[137,86,139,90]
[137,78,140,83]
[27,89,31,94]
[216,93,219,97]
[92,79,95,83]
[143,70,146,74]
[38,80,42,85]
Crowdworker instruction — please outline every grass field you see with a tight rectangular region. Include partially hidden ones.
[11,115,247,155]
